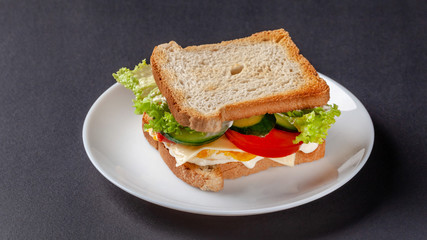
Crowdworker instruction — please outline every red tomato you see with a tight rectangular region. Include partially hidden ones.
[156,132,173,143]
[225,129,302,158]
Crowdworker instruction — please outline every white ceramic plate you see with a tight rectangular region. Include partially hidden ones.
[83,73,374,216]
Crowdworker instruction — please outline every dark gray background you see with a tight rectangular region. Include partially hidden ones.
[1,0,426,239]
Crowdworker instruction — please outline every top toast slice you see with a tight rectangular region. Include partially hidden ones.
[150,29,329,132]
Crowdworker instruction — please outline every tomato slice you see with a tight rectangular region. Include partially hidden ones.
[156,132,174,143]
[225,129,302,158]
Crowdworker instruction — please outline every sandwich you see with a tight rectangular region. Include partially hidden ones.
[113,29,341,191]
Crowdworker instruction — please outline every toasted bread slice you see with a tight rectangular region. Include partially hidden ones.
[151,29,329,132]
[144,131,325,192]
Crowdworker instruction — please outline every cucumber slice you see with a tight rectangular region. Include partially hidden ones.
[232,115,264,128]
[163,121,231,146]
[230,114,275,136]
[163,131,221,146]
[274,113,298,132]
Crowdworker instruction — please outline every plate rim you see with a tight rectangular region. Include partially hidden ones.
[82,73,375,216]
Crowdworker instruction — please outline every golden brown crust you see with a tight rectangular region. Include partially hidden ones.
[219,159,284,180]
[151,29,330,132]
[295,142,326,165]
[143,131,326,191]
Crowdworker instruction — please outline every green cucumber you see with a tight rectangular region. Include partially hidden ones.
[163,121,231,146]
[274,113,298,132]
[232,115,264,128]
[230,114,275,136]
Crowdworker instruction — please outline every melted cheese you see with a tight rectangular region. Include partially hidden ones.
[162,135,315,169]
[299,142,319,153]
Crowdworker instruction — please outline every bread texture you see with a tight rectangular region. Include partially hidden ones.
[144,131,325,192]
[151,29,330,132]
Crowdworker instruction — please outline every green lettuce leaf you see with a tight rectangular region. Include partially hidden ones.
[112,59,156,100]
[134,87,196,134]
[113,60,198,135]
[284,104,341,144]
[134,88,200,135]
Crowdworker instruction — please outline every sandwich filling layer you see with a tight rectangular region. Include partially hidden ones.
[157,135,318,169]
